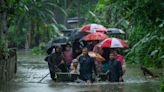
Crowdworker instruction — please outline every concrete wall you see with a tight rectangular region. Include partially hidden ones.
[0,49,17,82]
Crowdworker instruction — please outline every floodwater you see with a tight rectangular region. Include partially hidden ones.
[0,50,161,92]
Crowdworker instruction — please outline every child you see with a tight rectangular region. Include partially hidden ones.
[70,59,80,74]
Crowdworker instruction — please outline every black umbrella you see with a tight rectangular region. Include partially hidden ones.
[46,46,56,55]
[52,37,69,44]
[46,37,69,54]
[44,45,56,62]
[107,28,125,34]
[69,31,89,41]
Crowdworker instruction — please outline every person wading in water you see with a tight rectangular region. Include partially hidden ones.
[106,52,123,82]
[78,47,97,84]
[48,46,68,81]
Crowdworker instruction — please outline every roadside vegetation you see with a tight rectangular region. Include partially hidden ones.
[0,0,163,67]
[90,0,164,68]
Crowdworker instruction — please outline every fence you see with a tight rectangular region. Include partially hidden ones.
[0,48,17,82]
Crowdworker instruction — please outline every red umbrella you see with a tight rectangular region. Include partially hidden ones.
[97,38,128,48]
[80,24,107,33]
[82,32,108,41]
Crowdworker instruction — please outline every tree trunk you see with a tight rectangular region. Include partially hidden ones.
[64,0,67,26]
[34,24,40,46]
[25,33,30,50]
[25,21,35,49]
[0,1,7,41]
[0,0,8,47]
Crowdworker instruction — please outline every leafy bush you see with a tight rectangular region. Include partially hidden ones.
[125,27,164,68]
[32,42,46,55]
[0,40,9,60]
[92,0,164,68]
[161,84,164,92]
[160,76,164,92]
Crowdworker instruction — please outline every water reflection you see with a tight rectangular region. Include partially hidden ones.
[0,81,160,92]
[0,51,160,92]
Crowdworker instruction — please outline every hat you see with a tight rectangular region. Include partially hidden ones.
[72,59,78,63]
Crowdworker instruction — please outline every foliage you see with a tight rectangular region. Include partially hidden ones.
[2,0,98,49]
[161,84,164,92]
[126,28,164,68]
[160,75,164,92]
[32,42,46,55]
[63,0,98,25]
[0,40,9,60]
[1,0,67,49]
[7,25,26,47]
[92,0,164,68]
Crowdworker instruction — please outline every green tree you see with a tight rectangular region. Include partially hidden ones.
[1,0,66,49]
[93,0,164,68]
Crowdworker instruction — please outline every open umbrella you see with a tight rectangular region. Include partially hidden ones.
[52,37,69,45]
[82,32,108,41]
[107,28,125,34]
[97,38,128,48]
[80,24,107,33]
[69,31,89,41]
[46,37,69,54]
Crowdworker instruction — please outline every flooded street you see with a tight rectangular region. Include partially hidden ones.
[0,51,161,92]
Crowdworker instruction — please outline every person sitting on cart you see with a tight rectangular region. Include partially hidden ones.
[48,46,68,80]
[64,43,73,69]
[70,59,80,81]
[70,59,80,74]
[78,47,97,84]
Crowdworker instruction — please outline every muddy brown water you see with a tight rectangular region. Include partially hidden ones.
[0,50,161,92]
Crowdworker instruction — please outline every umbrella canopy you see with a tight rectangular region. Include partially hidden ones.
[46,37,69,54]
[107,28,125,34]
[46,46,56,55]
[52,37,69,45]
[97,38,128,48]
[52,37,70,53]
[80,24,107,33]
[69,31,89,41]
[82,32,108,41]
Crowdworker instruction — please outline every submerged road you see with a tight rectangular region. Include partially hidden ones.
[0,51,160,92]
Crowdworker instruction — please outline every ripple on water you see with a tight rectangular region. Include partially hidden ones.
[9,51,160,92]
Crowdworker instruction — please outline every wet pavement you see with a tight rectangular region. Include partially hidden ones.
[0,50,161,92]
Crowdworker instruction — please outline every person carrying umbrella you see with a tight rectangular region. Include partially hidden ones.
[81,32,108,73]
[96,37,128,81]
[78,47,97,84]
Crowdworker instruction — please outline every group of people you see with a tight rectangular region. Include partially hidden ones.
[45,42,126,84]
